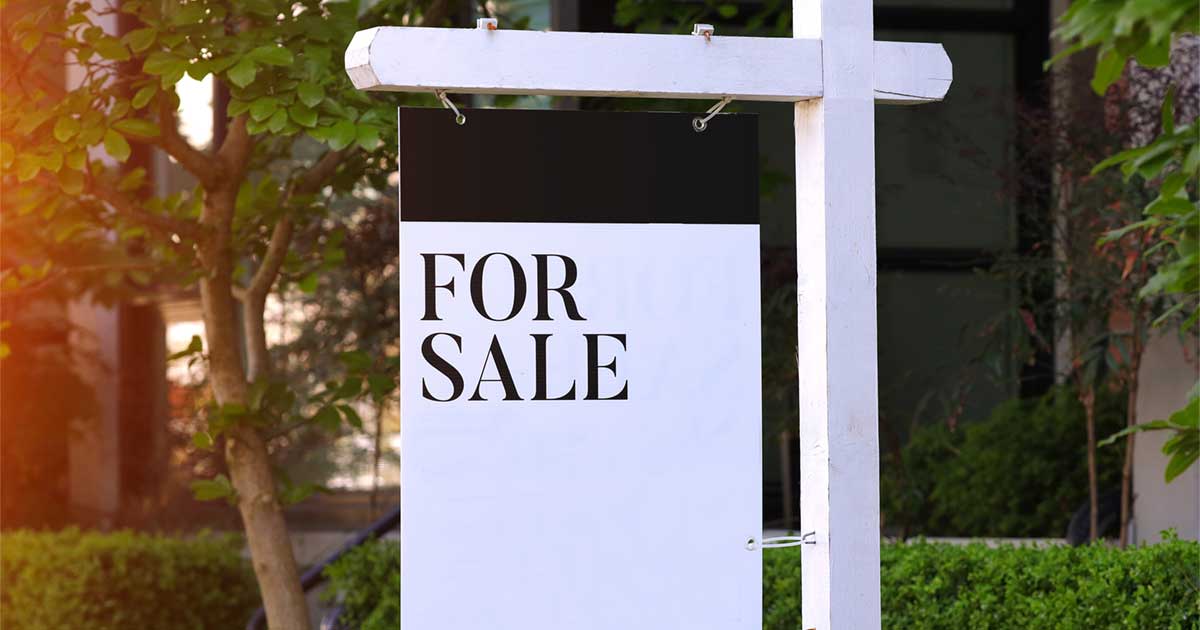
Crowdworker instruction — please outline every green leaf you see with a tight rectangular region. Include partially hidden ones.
[117,167,147,192]
[0,342,10,360]
[288,104,317,128]
[112,118,160,138]
[94,37,130,61]
[1145,197,1194,217]
[227,58,258,88]
[1091,50,1125,95]
[171,2,207,25]
[249,45,293,66]
[368,374,394,399]
[337,405,364,430]
[267,108,288,133]
[1134,41,1170,67]
[65,149,86,171]
[355,124,381,151]
[58,169,84,195]
[338,350,371,372]
[249,97,279,122]
[143,51,184,76]
[0,142,13,169]
[192,431,214,450]
[334,377,363,400]
[243,0,277,17]
[16,155,40,182]
[327,120,356,150]
[191,475,236,504]
[1164,439,1199,483]
[297,82,325,107]
[313,405,341,431]
[39,151,62,173]
[298,273,318,293]
[53,117,81,142]
[131,84,158,109]
[122,27,157,53]
[279,482,330,506]
[103,129,132,162]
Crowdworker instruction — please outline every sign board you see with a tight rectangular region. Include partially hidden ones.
[399,107,762,629]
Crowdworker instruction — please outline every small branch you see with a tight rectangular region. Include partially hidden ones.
[157,97,220,187]
[294,148,351,197]
[86,174,203,241]
[245,219,295,301]
[242,148,351,302]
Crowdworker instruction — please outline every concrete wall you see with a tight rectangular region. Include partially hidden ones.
[1133,332,1199,544]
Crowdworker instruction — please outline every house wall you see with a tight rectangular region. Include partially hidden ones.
[1133,332,1199,544]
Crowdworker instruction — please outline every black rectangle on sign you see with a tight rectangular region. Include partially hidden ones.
[399,107,758,225]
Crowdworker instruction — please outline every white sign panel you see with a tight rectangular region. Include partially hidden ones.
[399,108,761,630]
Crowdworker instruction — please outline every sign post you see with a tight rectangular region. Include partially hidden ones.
[347,2,951,627]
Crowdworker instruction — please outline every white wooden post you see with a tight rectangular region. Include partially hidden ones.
[793,1,881,629]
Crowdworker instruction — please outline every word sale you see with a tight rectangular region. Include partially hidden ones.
[418,252,628,402]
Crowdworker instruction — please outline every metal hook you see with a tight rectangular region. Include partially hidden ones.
[436,90,466,126]
[692,96,732,132]
[759,531,817,549]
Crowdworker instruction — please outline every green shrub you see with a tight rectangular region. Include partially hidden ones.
[323,538,399,630]
[765,537,1200,630]
[0,528,258,630]
[883,386,1126,537]
[329,536,1199,629]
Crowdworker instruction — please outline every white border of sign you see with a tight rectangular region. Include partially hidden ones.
[346,2,951,627]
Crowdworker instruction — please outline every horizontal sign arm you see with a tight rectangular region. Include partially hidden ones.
[345,27,951,104]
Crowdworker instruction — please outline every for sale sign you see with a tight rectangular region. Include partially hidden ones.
[399,107,761,630]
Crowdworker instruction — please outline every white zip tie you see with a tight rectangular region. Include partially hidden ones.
[436,90,466,125]
[692,96,733,132]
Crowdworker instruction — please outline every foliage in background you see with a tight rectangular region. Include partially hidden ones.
[614,0,789,36]
[0,528,257,629]
[1052,0,1199,482]
[0,0,464,622]
[269,194,399,504]
[323,539,400,630]
[882,387,1125,539]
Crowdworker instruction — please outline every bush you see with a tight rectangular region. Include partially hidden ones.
[882,386,1126,537]
[765,537,1200,630]
[323,538,399,630]
[0,528,258,630]
[330,536,1198,629]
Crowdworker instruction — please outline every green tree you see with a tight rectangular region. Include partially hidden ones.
[0,1,463,625]
[1051,0,1199,546]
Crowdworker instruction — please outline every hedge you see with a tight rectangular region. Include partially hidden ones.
[331,537,1199,630]
[766,536,1200,629]
[0,528,258,630]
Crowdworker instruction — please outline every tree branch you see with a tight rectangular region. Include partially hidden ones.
[294,147,351,197]
[85,174,203,241]
[242,148,351,302]
[157,97,220,187]
[216,114,253,183]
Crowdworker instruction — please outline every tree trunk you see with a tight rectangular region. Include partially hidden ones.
[1081,387,1099,542]
[370,399,385,521]
[200,192,312,630]
[1118,312,1144,549]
